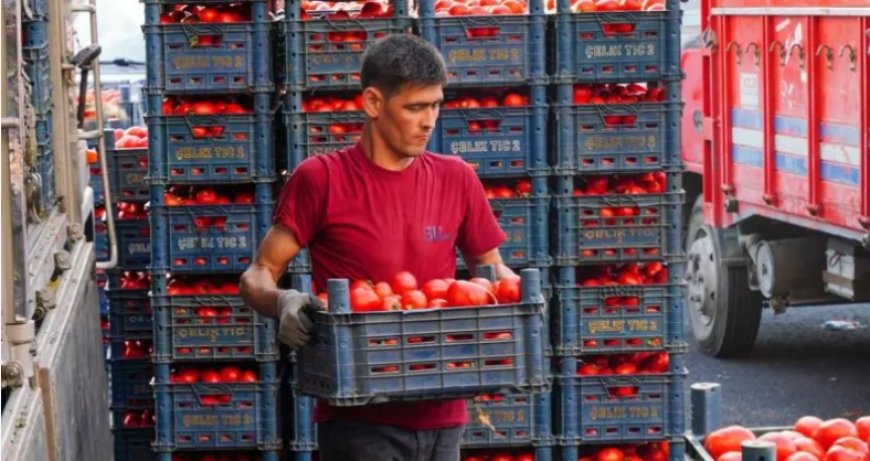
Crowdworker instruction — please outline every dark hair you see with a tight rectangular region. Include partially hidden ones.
[360,34,448,97]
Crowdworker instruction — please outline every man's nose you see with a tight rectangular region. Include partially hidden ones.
[421,107,438,130]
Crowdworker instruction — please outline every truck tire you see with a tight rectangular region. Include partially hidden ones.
[685,196,762,357]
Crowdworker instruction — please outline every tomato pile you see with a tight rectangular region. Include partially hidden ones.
[302,94,364,112]
[299,0,395,20]
[564,0,665,13]
[121,408,155,429]
[575,352,669,376]
[162,185,255,207]
[334,271,522,312]
[167,275,241,296]
[483,179,533,199]
[169,366,259,404]
[569,442,672,461]
[461,452,535,461]
[113,125,149,149]
[705,417,870,461]
[577,262,669,286]
[573,83,666,106]
[159,4,252,24]
[121,339,153,359]
[172,453,264,461]
[161,96,251,116]
[443,90,530,108]
[116,202,148,221]
[572,172,667,196]
[117,271,150,290]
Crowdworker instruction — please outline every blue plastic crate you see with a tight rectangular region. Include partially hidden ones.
[282,110,365,171]
[552,191,683,265]
[113,407,156,435]
[550,11,672,83]
[23,43,52,115]
[151,292,277,362]
[22,19,47,46]
[153,362,281,451]
[113,428,154,461]
[33,138,57,213]
[108,284,153,342]
[463,392,553,448]
[107,141,149,202]
[553,98,678,174]
[143,5,273,93]
[554,355,686,444]
[293,269,548,406]
[419,13,547,86]
[145,106,276,183]
[91,164,106,205]
[109,359,154,408]
[279,16,412,91]
[428,88,549,177]
[288,392,317,451]
[559,440,685,461]
[95,217,152,268]
[149,185,273,273]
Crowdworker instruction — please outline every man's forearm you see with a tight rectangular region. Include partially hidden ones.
[240,264,284,318]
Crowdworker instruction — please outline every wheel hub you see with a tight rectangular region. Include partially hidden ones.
[686,228,718,340]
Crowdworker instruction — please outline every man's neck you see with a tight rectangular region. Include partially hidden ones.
[360,128,415,172]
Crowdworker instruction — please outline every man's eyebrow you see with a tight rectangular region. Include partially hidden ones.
[404,99,444,107]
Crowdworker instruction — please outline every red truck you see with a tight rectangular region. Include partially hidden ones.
[680,0,869,357]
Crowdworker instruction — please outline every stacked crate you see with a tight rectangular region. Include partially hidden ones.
[546,0,685,460]
[415,0,554,459]
[22,3,56,217]
[142,1,281,460]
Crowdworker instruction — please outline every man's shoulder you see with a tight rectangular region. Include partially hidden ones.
[293,148,353,178]
[423,151,473,175]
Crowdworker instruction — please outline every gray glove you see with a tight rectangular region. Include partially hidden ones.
[276,290,322,350]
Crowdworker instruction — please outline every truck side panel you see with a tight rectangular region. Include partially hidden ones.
[704,2,869,242]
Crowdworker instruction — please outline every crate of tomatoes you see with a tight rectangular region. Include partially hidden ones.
[293,268,548,406]
[560,440,682,461]
[418,0,546,86]
[552,263,682,354]
[429,86,548,177]
[554,353,686,444]
[150,183,272,273]
[95,202,152,268]
[281,92,366,171]
[154,362,280,450]
[552,172,682,266]
[148,93,276,183]
[549,0,673,83]
[463,392,554,448]
[151,273,278,362]
[553,82,677,174]
[107,126,149,202]
[144,1,273,92]
[279,0,412,91]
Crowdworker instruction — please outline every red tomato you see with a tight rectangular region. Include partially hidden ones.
[201,369,221,383]
[381,296,401,311]
[516,179,532,195]
[815,420,859,450]
[574,84,594,104]
[191,101,217,115]
[491,454,512,461]
[373,281,393,299]
[389,271,418,294]
[220,366,241,382]
[234,192,254,204]
[351,287,383,312]
[240,370,258,382]
[823,446,866,461]
[718,453,743,461]
[446,280,493,306]
[495,275,521,303]
[178,369,199,384]
[195,188,217,204]
[198,7,219,22]
[598,447,625,461]
[421,279,449,300]
[794,437,826,459]
[831,437,869,456]
[614,362,637,374]
[470,277,494,292]
[578,363,599,375]
[855,417,870,441]
[503,93,526,107]
[429,298,448,308]
[515,455,534,461]
[401,290,428,310]
[350,279,372,292]
[706,426,757,461]
[759,432,799,461]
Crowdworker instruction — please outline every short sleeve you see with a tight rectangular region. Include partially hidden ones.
[455,164,507,256]
[273,158,327,247]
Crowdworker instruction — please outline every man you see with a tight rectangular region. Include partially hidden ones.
[240,34,516,461]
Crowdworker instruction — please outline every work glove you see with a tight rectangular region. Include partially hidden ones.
[276,290,322,350]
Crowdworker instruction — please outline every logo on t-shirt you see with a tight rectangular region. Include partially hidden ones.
[424,225,452,243]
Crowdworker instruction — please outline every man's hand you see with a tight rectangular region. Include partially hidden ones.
[276,290,321,350]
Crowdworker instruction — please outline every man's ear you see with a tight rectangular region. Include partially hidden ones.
[362,87,383,119]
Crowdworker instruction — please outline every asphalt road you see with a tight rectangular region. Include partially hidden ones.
[683,303,870,428]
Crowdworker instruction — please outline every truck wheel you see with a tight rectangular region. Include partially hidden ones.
[685,196,762,357]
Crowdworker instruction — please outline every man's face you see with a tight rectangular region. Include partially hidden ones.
[368,84,444,158]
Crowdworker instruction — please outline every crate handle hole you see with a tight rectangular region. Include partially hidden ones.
[408,335,436,344]
[371,365,400,374]
[446,361,476,369]
[446,333,474,342]
[482,331,513,341]
[484,358,513,367]
[409,363,437,372]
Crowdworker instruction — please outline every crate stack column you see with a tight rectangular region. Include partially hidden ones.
[415,0,554,459]
[547,0,686,460]
[143,1,281,460]
[277,2,412,458]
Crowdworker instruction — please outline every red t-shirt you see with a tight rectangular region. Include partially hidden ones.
[273,143,506,430]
